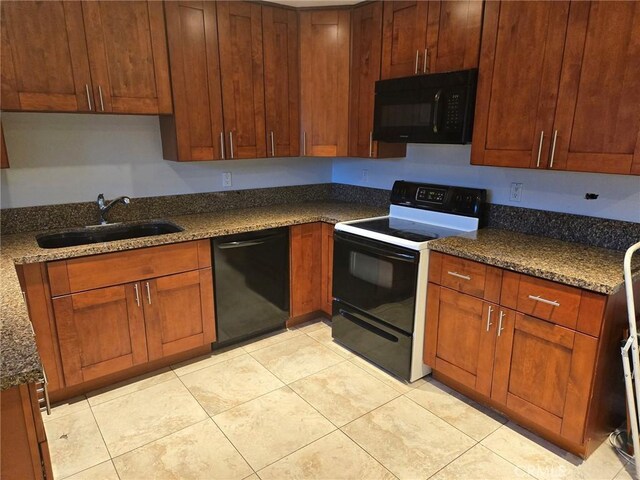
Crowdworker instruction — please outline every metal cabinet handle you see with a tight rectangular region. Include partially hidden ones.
[486,306,494,332]
[536,131,544,167]
[37,368,51,415]
[270,131,275,157]
[369,131,373,157]
[414,50,420,74]
[220,132,225,160]
[98,85,105,111]
[134,283,140,307]
[85,84,93,111]
[549,130,558,168]
[423,48,429,74]
[497,311,506,337]
[145,282,152,305]
[528,294,560,307]
[229,131,234,159]
[447,271,470,281]
[303,131,307,156]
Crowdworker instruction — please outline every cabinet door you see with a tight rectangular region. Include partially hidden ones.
[53,283,148,386]
[552,1,640,175]
[1,1,92,112]
[425,285,497,397]
[424,0,483,74]
[144,269,216,361]
[217,1,267,159]
[290,223,323,317]
[300,10,350,157]
[380,1,429,79]
[161,1,225,161]
[471,1,569,169]
[1,124,8,169]
[82,1,172,114]
[321,223,334,316]
[263,5,300,158]
[492,314,597,444]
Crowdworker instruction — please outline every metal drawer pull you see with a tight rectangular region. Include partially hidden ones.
[98,85,105,111]
[229,131,234,159]
[145,282,152,305]
[270,131,275,157]
[303,131,307,156]
[536,131,544,167]
[414,50,420,74]
[549,130,558,168]
[85,84,92,111]
[486,306,494,332]
[447,271,471,281]
[220,132,225,160]
[528,295,560,307]
[134,283,141,307]
[423,48,429,74]
[369,131,373,157]
[497,311,506,337]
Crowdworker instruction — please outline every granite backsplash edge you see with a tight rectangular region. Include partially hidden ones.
[1,183,637,251]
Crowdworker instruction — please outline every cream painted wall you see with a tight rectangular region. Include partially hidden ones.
[0,113,333,208]
[332,144,640,223]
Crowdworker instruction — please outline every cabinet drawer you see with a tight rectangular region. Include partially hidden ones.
[501,272,583,330]
[429,252,501,302]
[48,240,211,296]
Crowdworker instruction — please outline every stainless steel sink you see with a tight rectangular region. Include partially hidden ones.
[36,220,184,249]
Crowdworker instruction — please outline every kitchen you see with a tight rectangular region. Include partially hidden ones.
[1,0,639,479]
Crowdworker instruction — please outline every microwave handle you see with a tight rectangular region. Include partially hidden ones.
[433,89,442,134]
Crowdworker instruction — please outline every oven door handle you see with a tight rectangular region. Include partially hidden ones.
[339,309,400,343]
[336,236,418,263]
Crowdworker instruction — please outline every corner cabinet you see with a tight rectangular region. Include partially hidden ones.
[290,223,323,317]
[425,252,627,458]
[47,240,215,387]
[1,0,171,114]
[471,0,640,175]
[380,1,482,79]
[299,10,351,157]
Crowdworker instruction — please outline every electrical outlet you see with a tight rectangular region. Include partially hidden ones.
[510,182,523,202]
[222,172,232,188]
[361,169,369,183]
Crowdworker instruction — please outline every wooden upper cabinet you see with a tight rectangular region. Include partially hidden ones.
[263,5,300,158]
[380,1,481,79]
[552,1,640,175]
[161,1,225,161]
[300,10,350,157]
[217,1,267,159]
[1,124,8,169]
[82,1,172,114]
[381,1,429,79]
[471,1,569,169]
[425,0,483,73]
[144,269,216,361]
[349,1,406,159]
[53,283,149,386]
[1,1,93,112]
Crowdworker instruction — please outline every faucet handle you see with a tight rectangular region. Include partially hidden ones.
[97,193,105,205]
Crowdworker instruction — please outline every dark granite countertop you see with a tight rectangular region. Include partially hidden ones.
[1,201,386,390]
[428,228,639,295]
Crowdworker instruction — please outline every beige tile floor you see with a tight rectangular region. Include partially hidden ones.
[44,319,631,480]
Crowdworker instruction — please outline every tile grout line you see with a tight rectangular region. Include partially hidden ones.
[85,401,121,479]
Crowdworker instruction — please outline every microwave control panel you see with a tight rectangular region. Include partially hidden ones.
[444,92,462,132]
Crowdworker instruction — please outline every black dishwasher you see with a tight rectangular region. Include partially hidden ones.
[212,228,289,347]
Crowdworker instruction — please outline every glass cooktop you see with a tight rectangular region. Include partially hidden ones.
[351,217,464,243]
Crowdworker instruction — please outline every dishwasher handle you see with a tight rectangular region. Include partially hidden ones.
[216,233,284,249]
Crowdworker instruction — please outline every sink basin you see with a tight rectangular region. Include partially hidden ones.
[36,221,184,249]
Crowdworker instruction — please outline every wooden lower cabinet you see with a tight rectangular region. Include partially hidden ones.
[1,383,52,480]
[321,223,334,316]
[290,223,323,317]
[425,251,627,457]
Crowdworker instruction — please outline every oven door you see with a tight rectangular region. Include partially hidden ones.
[332,231,419,334]
[332,301,412,380]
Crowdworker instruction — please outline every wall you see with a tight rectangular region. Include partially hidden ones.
[332,144,640,223]
[0,113,332,208]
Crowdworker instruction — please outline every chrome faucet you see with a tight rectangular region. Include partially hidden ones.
[97,193,130,225]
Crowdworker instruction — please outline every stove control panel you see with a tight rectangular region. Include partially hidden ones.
[391,180,486,218]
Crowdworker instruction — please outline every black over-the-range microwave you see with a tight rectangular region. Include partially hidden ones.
[372,68,478,144]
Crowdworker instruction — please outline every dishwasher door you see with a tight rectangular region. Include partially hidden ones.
[212,228,289,346]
